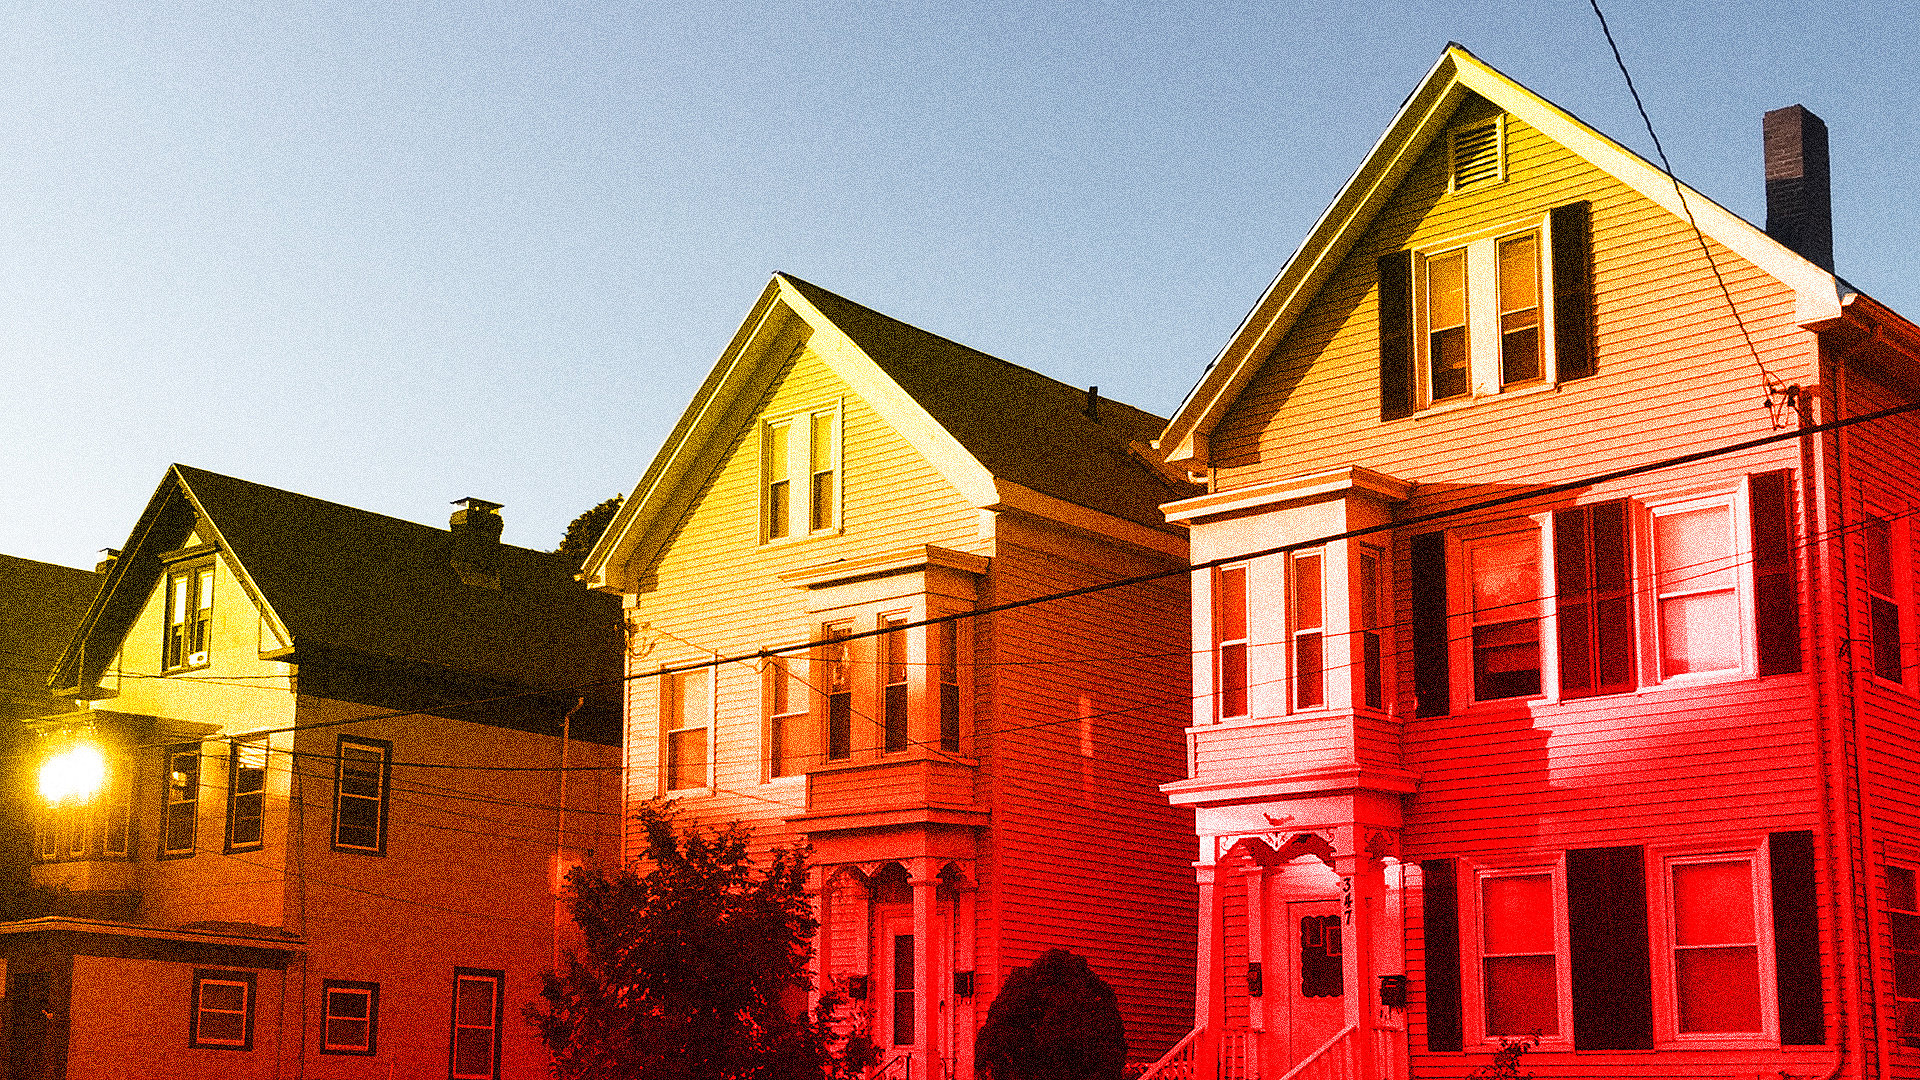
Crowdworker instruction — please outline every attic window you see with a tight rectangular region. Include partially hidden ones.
[1449,117,1505,192]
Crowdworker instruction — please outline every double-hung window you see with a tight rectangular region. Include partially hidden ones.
[936,619,961,753]
[225,737,268,852]
[190,970,256,1050]
[162,745,200,857]
[1476,866,1568,1041]
[762,405,841,541]
[321,980,379,1055]
[1866,516,1907,685]
[165,563,215,670]
[663,669,711,792]
[1358,547,1386,710]
[1214,565,1249,720]
[1891,865,1920,1047]
[1462,528,1544,702]
[1649,497,1744,678]
[333,737,391,854]
[1660,851,1772,1039]
[1420,229,1548,406]
[765,655,806,780]
[822,622,853,761]
[1378,199,1594,422]
[1291,552,1326,709]
[881,612,910,752]
[450,969,503,1080]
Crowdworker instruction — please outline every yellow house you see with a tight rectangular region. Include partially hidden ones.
[2,466,622,1080]
[580,273,1201,1077]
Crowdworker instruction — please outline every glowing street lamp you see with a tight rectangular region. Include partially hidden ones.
[40,741,106,804]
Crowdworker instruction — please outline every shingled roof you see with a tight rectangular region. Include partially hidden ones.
[779,274,1195,529]
[0,554,100,720]
[54,466,622,710]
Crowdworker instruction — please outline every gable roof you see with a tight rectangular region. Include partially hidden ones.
[582,273,1195,591]
[54,465,622,704]
[0,554,100,720]
[1159,43,1848,467]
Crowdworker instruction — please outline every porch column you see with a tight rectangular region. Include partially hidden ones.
[955,873,976,1080]
[1196,861,1224,1078]
[1336,846,1385,1080]
[911,858,938,1079]
[1245,864,1266,1079]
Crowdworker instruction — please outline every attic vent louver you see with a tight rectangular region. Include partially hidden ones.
[1449,117,1504,192]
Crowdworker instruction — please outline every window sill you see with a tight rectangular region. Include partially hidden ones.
[1413,380,1560,419]
[759,527,845,550]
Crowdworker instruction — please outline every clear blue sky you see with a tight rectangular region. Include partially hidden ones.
[3,2,1914,569]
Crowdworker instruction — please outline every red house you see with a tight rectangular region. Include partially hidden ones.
[1147,46,1920,1080]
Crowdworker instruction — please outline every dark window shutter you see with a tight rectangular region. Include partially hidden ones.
[1422,858,1463,1052]
[1551,201,1595,382]
[1752,470,1804,675]
[1555,501,1635,698]
[1380,251,1415,421]
[1567,845,1653,1049]
[1411,532,1450,717]
[1771,830,1824,1044]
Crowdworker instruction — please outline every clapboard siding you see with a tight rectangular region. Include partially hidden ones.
[984,515,1197,1057]
[621,342,983,856]
[1210,107,1810,494]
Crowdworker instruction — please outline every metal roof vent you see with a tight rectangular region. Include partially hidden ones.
[1449,116,1505,192]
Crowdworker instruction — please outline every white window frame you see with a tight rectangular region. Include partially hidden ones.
[761,401,843,543]
[1413,213,1559,411]
[450,968,503,1080]
[1448,518,1549,707]
[1289,549,1328,712]
[1648,844,1778,1047]
[164,562,216,671]
[1864,511,1913,691]
[320,979,379,1055]
[1460,858,1573,1049]
[1888,862,1920,1048]
[1639,487,1757,687]
[190,970,255,1050]
[333,737,391,854]
[1214,564,1250,721]
[764,652,808,783]
[661,665,715,794]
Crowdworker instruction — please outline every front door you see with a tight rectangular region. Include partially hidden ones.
[1285,899,1345,1068]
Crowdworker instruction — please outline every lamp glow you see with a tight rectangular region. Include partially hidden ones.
[39,743,106,804]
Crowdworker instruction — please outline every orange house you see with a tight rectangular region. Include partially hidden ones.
[1148,46,1920,1080]
[0,466,622,1080]
[579,273,1199,1078]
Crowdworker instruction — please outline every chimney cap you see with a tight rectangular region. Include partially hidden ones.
[451,497,504,513]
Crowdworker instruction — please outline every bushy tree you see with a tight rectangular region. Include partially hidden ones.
[975,948,1127,1080]
[527,802,824,1080]
[555,495,624,564]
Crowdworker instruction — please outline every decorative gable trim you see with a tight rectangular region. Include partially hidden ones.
[1161,43,1845,469]
[51,468,290,697]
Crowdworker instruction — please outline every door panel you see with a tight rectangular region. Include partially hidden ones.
[1286,899,1345,1068]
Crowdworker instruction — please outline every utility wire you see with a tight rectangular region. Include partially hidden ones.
[1587,0,1794,425]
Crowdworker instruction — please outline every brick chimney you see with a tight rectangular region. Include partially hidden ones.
[1764,105,1833,272]
[449,498,504,589]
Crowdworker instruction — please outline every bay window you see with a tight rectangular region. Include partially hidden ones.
[1292,552,1326,709]
[1214,565,1249,720]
